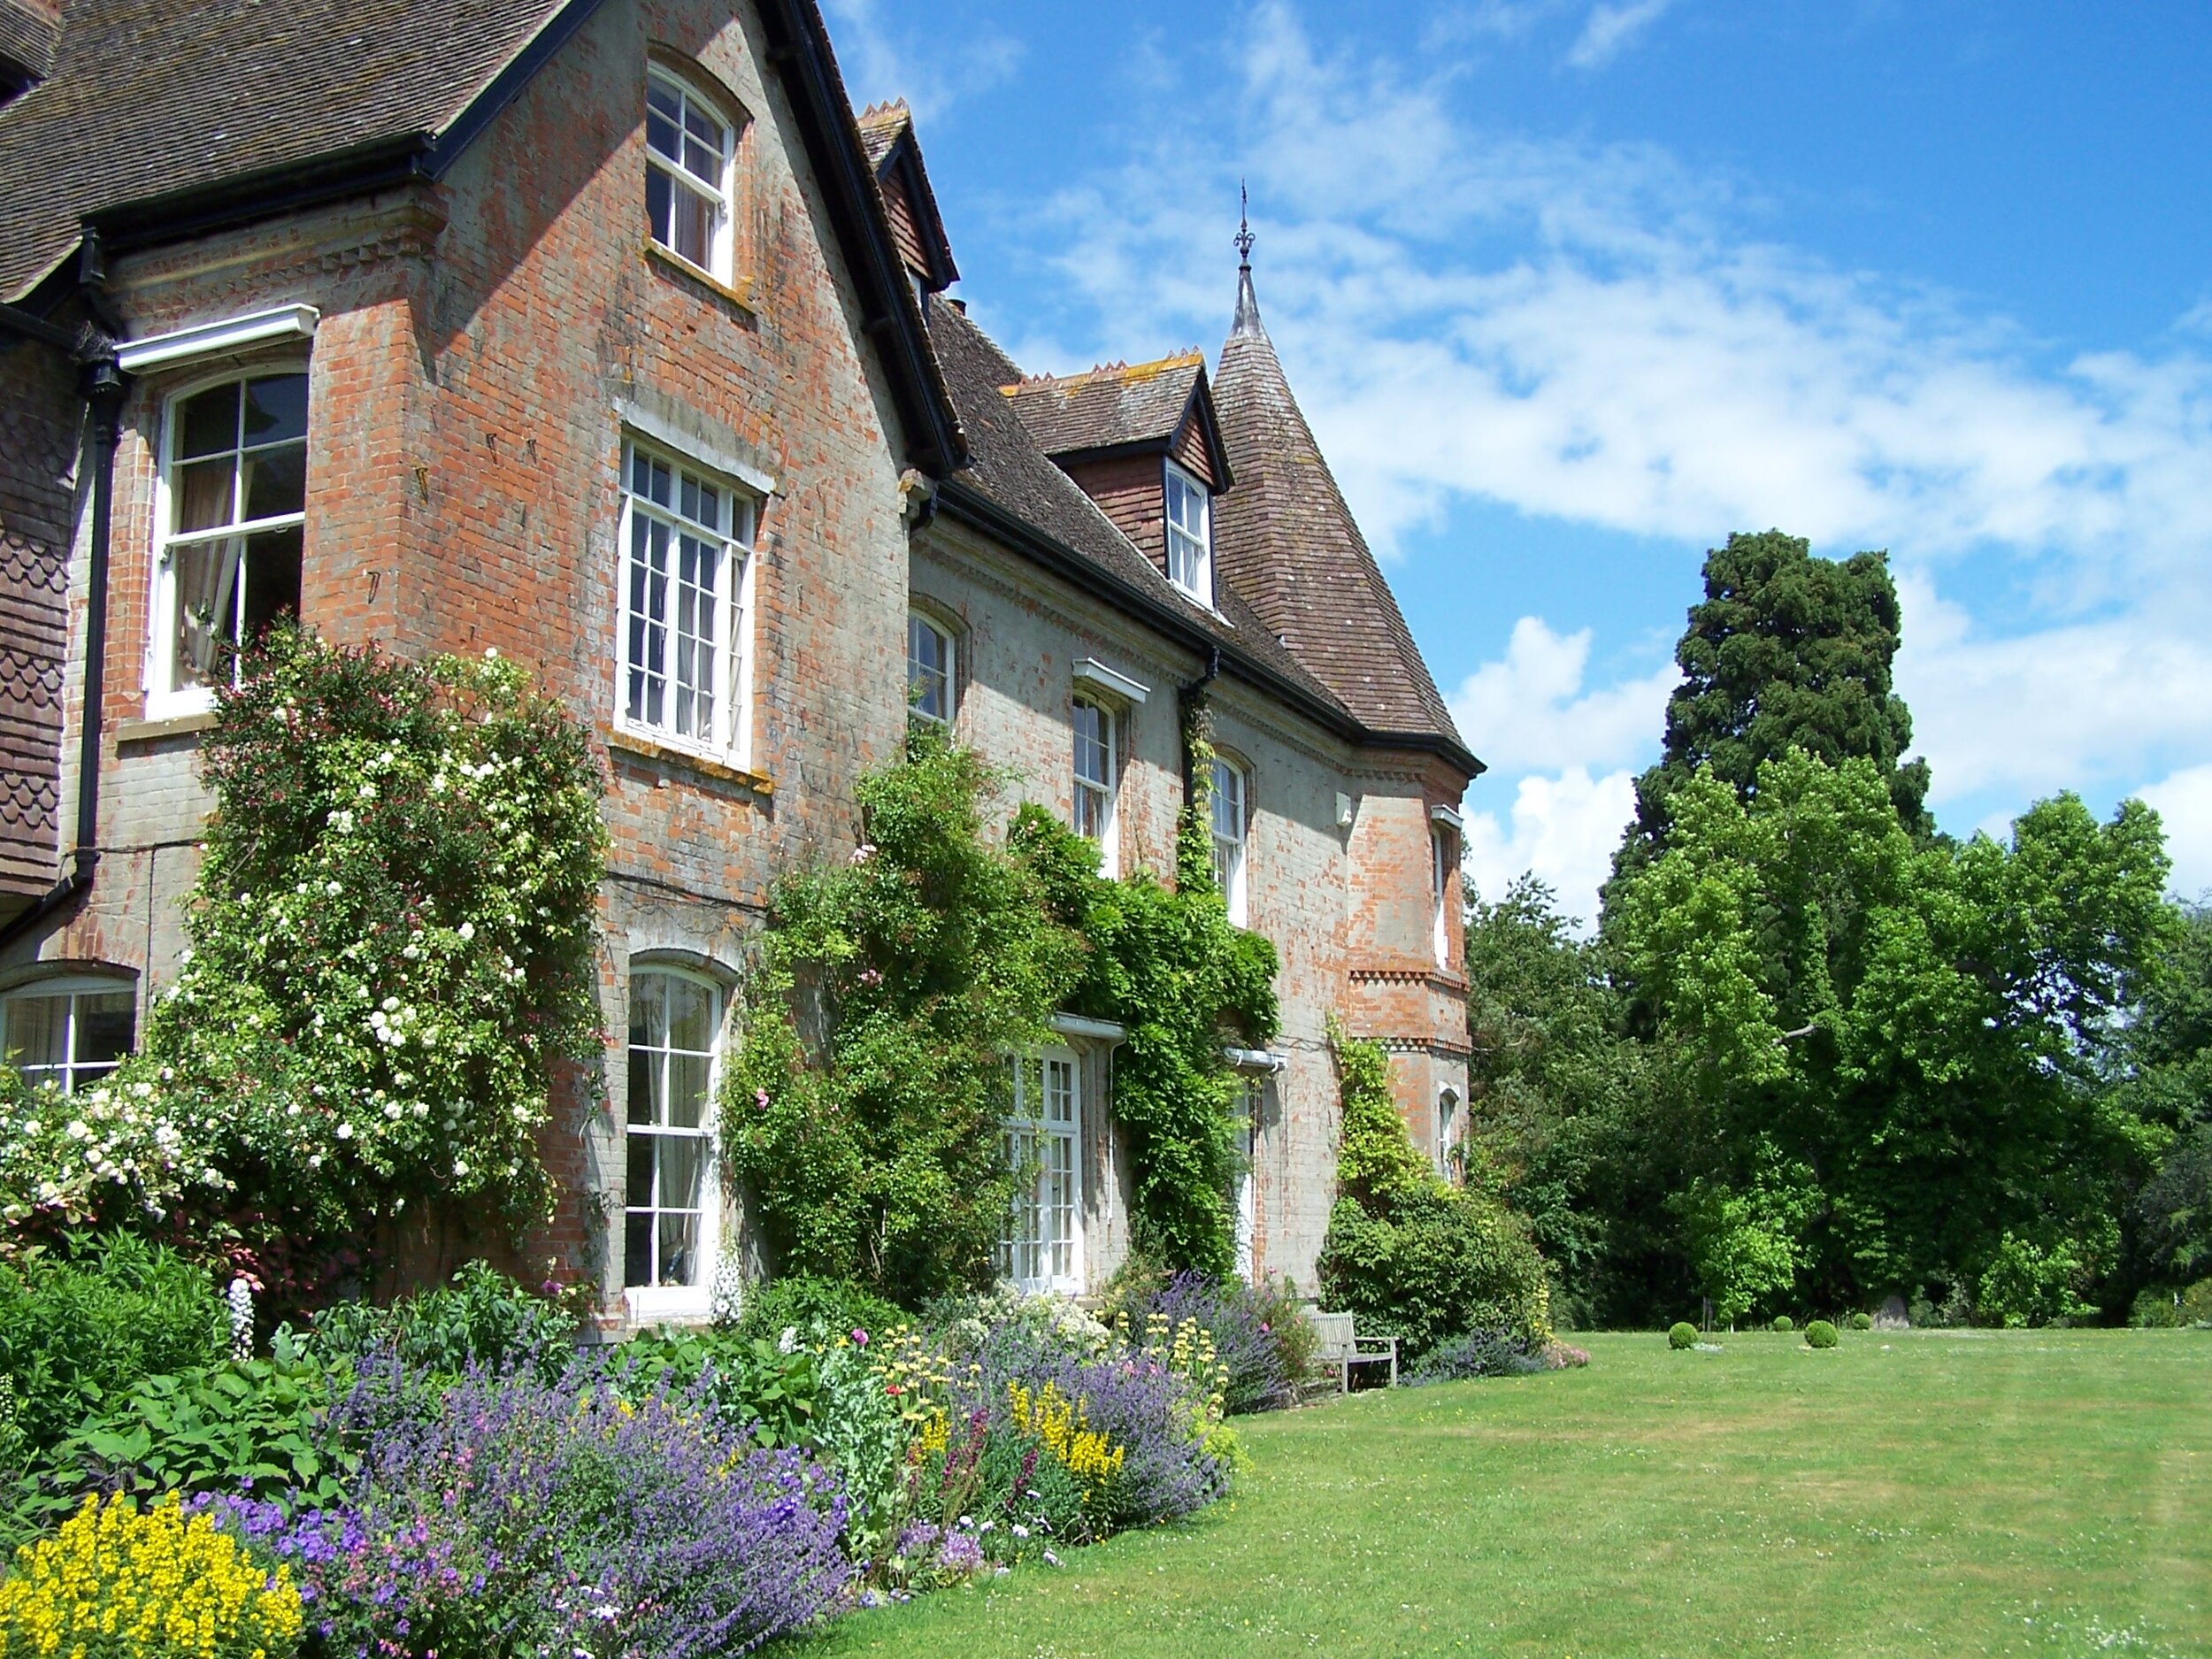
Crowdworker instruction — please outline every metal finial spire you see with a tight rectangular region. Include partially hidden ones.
[1234,180,1255,269]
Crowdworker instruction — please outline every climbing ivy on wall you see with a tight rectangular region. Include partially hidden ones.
[727,713,1279,1302]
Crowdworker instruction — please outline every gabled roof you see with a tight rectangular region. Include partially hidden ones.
[1212,263,1466,751]
[1000,352,1232,488]
[855,97,957,293]
[928,299,1352,727]
[0,0,964,471]
[0,0,595,300]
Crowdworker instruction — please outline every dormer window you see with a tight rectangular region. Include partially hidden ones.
[1164,460,1212,604]
[646,67,736,280]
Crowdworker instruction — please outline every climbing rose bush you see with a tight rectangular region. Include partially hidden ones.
[0,628,607,1253]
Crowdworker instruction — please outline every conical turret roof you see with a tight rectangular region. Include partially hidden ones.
[1213,265,1466,750]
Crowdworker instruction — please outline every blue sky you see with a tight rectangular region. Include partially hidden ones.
[825,0,2212,926]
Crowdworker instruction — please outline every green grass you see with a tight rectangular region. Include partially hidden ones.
[795,1329,2212,1659]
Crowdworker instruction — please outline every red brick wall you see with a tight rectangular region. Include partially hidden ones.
[7,0,915,1319]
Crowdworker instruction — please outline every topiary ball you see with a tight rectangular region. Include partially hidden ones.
[1668,1321,1699,1350]
[1805,1319,1839,1349]
[1850,1311,1872,1331]
[1771,1315,1794,1333]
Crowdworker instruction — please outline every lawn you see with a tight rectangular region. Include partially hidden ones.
[795,1329,2211,1659]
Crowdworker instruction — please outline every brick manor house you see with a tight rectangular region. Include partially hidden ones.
[0,0,1480,1317]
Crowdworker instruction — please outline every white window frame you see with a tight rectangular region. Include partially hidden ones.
[1164,458,1212,606]
[1437,1086,1460,1178]
[1210,755,1248,926]
[616,437,755,765]
[1071,694,1118,875]
[907,611,956,726]
[998,1047,1083,1294]
[0,976,136,1095]
[1432,823,1456,968]
[623,965,725,1320]
[148,366,310,718]
[645,66,737,281]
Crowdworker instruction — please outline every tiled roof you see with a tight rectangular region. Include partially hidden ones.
[1000,353,1206,459]
[855,97,909,168]
[0,0,575,300]
[928,301,1348,717]
[0,3,58,85]
[1212,265,1465,749]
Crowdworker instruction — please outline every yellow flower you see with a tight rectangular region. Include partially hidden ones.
[0,1493,303,1659]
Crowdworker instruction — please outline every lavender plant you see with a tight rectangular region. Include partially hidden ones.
[213,1354,850,1658]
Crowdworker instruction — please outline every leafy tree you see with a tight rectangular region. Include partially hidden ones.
[1460,878,1683,1323]
[2118,902,2212,1286]
[1618,530,1931,880]
[1606,749,2171,1316]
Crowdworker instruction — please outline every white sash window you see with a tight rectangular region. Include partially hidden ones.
[625,968,722,1315]
[999,1049,1081,1293]
[1210,756,1248,926]
[618,441,752,759]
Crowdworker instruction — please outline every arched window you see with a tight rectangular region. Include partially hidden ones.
[0,977,135,1094]
[152,370,308,712]
[646,66,738,280]
[625,965,724,1313]
[1210,755,1248,926]
[1437,1085,1461,1178]
[907,611,955,725]
[1164,460,1212,605]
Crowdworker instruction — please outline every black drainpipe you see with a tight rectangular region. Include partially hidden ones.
[0,250,126,956]
[1176,643,1223,801]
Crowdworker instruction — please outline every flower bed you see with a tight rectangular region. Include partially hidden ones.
[0,1263,1245,1651]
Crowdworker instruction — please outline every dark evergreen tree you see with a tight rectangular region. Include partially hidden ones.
[1616,529,1931,880]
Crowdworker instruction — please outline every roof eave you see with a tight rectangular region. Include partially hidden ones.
[937,475,1476,776]
[757,0,966,475]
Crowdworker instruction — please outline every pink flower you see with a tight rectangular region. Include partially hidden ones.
[755,1088,770,1110]
[851,1327,869,1347]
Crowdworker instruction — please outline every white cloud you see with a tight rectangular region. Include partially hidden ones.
[1463,767,1639,929]
[1448,616,1676,776]
[2139,765,2212,902]
[983,4,2212,907]
[1893,572,2212,805]
[1567,0,1673,69]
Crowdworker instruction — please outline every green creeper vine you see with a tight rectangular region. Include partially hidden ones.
[729,710,1280,1300]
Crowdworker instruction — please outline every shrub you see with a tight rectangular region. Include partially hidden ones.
[1804,1320,1839,1348]
[0,1234,224,1461]
[217,1355,850,1658]
[1101,1268,1292,1413]
[1406,1330,1545,1384]
[1850,1310,1873,1331]
[23,1331,346,1537]
[2129,1287,2184,1328]
[736,1274,904,1349]
[0,1491,303,1659]
[1770,1315,1794,1333]
[311,1259,578,1377]
[1668,1322,1698,1350]
[2183,1279,2212,1326]
[1976,1231,2097,1328]
[1317,1185,1551,1365]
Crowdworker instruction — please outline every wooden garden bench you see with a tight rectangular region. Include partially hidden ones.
[1310,1310,1397,1393]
